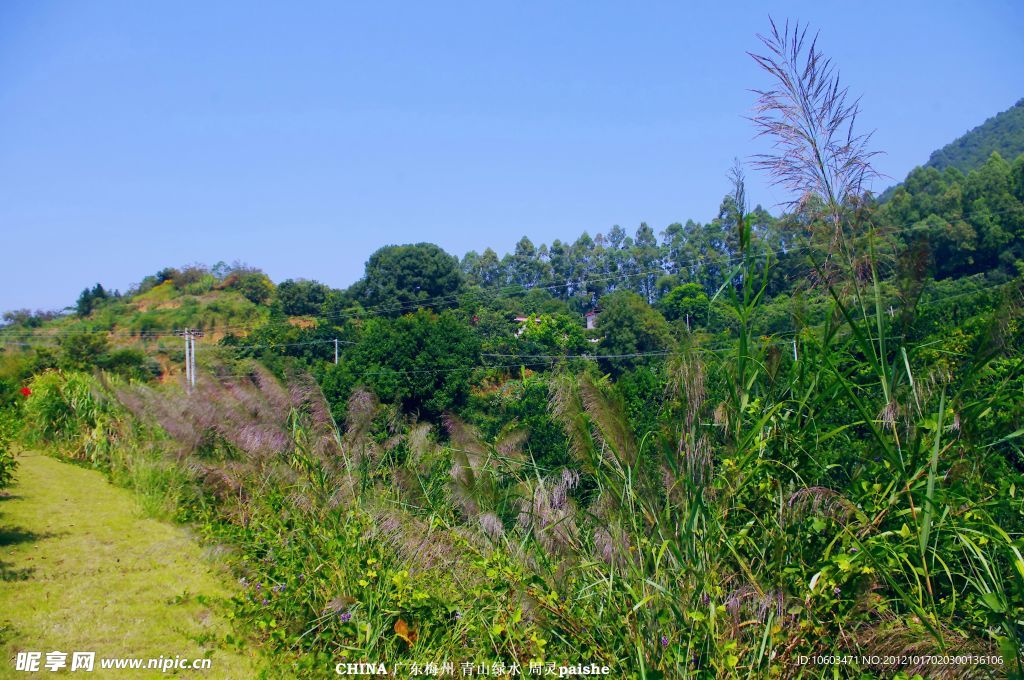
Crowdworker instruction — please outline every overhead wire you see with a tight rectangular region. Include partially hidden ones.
[2,203,1021,342]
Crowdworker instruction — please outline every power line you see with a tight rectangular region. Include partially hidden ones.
[1,205,1021,343]
[0,205,1019,346]
[0,279,1012,362]
[195,338,356,353]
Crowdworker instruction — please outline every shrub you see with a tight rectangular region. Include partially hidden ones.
[277,279,331,316]
[0,408,18,488]
[223,269,275,305]
[21,370,118,462]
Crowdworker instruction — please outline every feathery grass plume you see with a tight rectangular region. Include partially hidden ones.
[391,467,426,509]
[592,519,633,571]
[577,375,637,467]
[516,471,580,557]
[404,422,435,469]
[444,413,485,518]
[550,373,636,470]
[668,356,713,489]
[115,364,359,517]
[749,17,880,246]
[854,621,999,679]
[878,399,900,433]
[548,374,596,470]
[285,370,345,462]
[366,508,465,574]
[724,584,787,629]
[342,387,380,464]
[495,426,527,462]
[443,413,490,471]
[477,512,505,541]
[785,486,858,526]
[250,363,293,414]
[443,413,512,532]
[550,468,580,510]
[115,382,203,456]
[323,594,356,616]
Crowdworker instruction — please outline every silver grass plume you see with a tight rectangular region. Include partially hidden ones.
[749,18,880,248]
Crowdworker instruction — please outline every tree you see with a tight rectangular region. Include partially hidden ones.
[659,283,710,327]
[518,314,589,356]
[506,236,549,288]
[632,223,662,303]
[1012,154,1024,204]
[332,309,479,415]
[58,333,109,370]
[352,243,463,316]
[223,269,274,304]
[2,309,61,328]
[75,284,109,317]
[596,290,674,374]
[277,279,331,316]
[462,247,504,287]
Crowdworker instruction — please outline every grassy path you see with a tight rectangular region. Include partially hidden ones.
[0,452,257,678]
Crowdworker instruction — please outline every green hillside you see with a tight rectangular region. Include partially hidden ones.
[925,98,1024,173]
[2,26,1024,677]
[0,265,273,385]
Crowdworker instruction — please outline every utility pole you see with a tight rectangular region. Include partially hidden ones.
[177,329,192,391]
[334,338,339,365]
[190,329,203,389]
[176,328,204,392]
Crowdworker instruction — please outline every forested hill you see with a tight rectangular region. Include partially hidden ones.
[4,16,1024,675]
[925,98,1024,174]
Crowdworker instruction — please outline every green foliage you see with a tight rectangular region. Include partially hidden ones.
[926,98,1024,174]
[658,283,710,326]
[323,309,480,416]
[58,333,111,370]
[2,309,63,328]
[21,370,122,462]
[881,151,1024,279]
[615,365,665,440]
[475,374,574,472]
[5,36,1024,679]
[223,269,275,305]
[54,334,159,380]
[353,243,463,315]
[276,279,331,316]
[0,407,18,488]
[596,290,674,374]
[75,283,111,317]
[517,314,589,356]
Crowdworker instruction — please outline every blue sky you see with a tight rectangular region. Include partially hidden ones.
[1,1,1022,311]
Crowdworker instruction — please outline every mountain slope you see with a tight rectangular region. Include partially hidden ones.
[924,98,1024,173]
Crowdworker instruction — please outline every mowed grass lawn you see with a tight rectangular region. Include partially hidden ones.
[0,452,257,678]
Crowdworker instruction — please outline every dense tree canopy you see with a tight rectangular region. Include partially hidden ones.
[353,243,464,316]
[320,309,479,416]
[75,284,110,317]
[659,283,710,326]
[925,98,1024,174]
[595,290,674,374]
[276,279,331,316]
[882,152,1024,279]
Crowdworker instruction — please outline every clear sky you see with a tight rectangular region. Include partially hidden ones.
[1,1,1021,311]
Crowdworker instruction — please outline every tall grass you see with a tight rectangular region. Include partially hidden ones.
[8,18,1022,679]
[16,287,1021,677]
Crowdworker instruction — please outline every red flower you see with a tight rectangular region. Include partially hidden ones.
[20,387,31,397]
